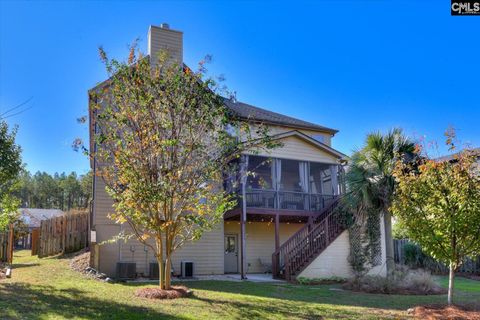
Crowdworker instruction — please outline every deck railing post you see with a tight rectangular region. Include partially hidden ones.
[285,253,290,281]
[325,218,330,245]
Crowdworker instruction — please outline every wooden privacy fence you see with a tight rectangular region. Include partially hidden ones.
[0,232,9,262]
[31,228,39,256]
[0,225,14,263]
[394,239,480,274]
[38,211,88,258]
[393,239,409,265]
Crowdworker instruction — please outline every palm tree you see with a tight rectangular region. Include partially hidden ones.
[344,128,415,278]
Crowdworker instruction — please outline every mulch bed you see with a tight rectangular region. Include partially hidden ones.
[297,279,346,285]
[135,286,193,300]
[411,304,480,320]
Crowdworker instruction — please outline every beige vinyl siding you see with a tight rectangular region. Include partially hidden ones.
[247,135,339,164]
[93,176,115,226]
[117,222,224,276]
[96,224,121,277]
[93,168,224,276]
[224,221,304,273]
[298,230,352,278]
[265,125,333,146]
[299,216,387,279]
[148,26,183,64]
[170,222,224,275]
[248,124,332,146]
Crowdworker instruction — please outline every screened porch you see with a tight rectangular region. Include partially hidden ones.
[235,155,343,213]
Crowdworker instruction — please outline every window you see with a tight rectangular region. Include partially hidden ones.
[225,236,236,253]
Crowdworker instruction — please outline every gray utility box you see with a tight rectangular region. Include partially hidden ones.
[149,262,159,279]
[116,262,136,280]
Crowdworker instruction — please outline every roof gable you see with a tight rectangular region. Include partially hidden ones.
[269,130,346,159]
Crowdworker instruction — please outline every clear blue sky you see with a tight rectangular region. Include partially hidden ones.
[1,1,479,175]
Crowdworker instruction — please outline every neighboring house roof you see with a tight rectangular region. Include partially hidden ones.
[223,99,338,134]
[18,208,64,228]
[435,147,480,162]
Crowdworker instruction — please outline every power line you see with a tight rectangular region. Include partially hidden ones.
[0,97,34,120]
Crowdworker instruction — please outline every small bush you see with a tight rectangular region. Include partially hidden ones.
[343,266,446,295]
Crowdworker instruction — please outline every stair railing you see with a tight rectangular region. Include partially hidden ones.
[272,197,344,281]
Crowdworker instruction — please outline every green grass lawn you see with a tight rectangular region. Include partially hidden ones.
[436,275,480,293]
[1,250,479,320]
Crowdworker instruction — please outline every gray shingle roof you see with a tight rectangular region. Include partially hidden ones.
[18,208,64,228]
[223,99,338,134]
[89,62,338,135]
[435,147,480,162]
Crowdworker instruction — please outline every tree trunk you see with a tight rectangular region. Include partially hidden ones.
[165,253,171,290]
[448,261,455,305]
[156,237,165,289]
[156,255,165,289]
[383,210,395,279]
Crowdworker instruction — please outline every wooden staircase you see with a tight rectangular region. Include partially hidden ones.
[272,197,345,281]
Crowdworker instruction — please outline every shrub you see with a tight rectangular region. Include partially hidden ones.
[403,243,449,274]
[343,266,446,295]
[404,243,424,267]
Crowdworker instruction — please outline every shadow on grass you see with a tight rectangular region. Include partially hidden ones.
[190,294,331,320]
[0,282,184,320]
[122,279,480,312]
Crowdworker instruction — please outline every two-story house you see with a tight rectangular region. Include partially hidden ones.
[89,24,387,281]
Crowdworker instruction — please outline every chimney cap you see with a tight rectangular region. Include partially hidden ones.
[160,23,170,29]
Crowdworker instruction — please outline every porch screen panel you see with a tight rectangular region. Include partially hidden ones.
[309,162,334,210]
[299,162,309,210]
[279,159,302,192]
[279,159,305,210]
[246,156,275,208]
[247,156,273,190]
[330,165,339,196]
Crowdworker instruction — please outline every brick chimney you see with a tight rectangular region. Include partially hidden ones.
[147,23,183,65]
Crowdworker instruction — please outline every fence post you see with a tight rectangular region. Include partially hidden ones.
[7,223,14,264]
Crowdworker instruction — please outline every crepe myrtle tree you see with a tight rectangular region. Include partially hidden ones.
[88,44,277,289]
[392,130,480,305]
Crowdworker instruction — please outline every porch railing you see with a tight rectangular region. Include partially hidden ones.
[245,189,336,211]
